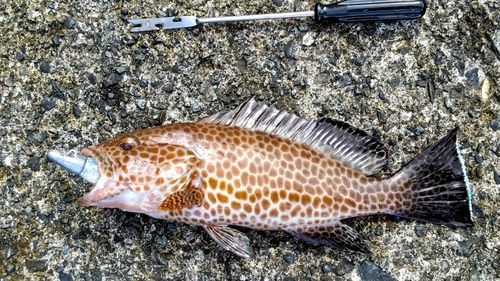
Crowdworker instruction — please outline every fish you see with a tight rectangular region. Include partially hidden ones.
[47,98,473,258]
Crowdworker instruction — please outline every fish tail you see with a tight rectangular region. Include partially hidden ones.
[392,128,473,228]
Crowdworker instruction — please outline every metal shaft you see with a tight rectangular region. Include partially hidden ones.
[197,11,314,24]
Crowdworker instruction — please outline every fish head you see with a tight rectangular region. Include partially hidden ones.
[52,132,201,213]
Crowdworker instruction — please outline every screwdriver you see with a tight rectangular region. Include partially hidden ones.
[128,0,426,32]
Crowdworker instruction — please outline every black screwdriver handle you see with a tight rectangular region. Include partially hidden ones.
[314,0,426,23]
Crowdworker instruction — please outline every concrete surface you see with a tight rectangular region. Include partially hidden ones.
[0,0,499,280]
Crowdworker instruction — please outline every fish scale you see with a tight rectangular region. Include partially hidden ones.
[157,124,389,227]
[48,98,473,258]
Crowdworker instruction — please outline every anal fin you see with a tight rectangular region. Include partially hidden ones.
[203,226,256,258]
[287,224,370,253]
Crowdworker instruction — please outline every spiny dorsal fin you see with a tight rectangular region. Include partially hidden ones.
[200,98,387,175]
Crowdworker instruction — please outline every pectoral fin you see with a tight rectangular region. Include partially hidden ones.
[203,226,256,258]
[157,176,203,211]
[287,223,370,253]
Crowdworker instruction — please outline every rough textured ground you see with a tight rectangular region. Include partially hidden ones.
[1,0,499,280]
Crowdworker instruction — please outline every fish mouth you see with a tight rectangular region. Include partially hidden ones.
[49,148,123,207]
[48,149,109,206]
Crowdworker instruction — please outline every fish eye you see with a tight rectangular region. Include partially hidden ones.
[118,136,140,151]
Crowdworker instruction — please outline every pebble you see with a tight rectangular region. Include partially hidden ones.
[322,264,332,273]
[62,244,69,255]
[52,35,61,46]
[377,110,387,123]
[190,102,201,113]
[490,119,500,131]
[30,131,47,143]
[25,260,48,272]
[103,73,123,88]
[465,68,479,88]
[444,97,452,109]
[40,62,51,73]
[339,73,352,87]
[155,252,167,265]
[258,248,268,256]
[354,56,366,66]
[410,126,425,136]
[434,51,444,66]
[65,17,76,29]
[26,156,41,171]
[73,105,82,118]
[354,85,362,95]
[156,236,168,247]
[272,0,284,6]
[473,204,485,218]
[164,83,174,93]
[135,98,146,110]
[19,68,27,77]
[304,267,313,278]
[4,76,14,87]
[314,72,330,85]
[116,66,130,74]
[321,105,330,115]
[416,79,427,87]
[298,23,309,31]
[283,253,295,263]
[59,272,73,281]
[139,79,148,88]
[88,73,97,85]
[96,100,106,113]
[474,155,483,164]
[414,225,428,238]
[120,108,128,118]
[456,238,478,257]
[335,259,354,276]
[364,27,376,36]
[6,264,15,275]
[468,107,481,118]
[494,171,500,184]
[441,260,450,273]
[302,32,316,46]
[284,40,294,59]
[5,246,15,259]
[357,261,397,281]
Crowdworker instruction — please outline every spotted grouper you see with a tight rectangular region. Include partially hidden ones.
[47,98,473,258]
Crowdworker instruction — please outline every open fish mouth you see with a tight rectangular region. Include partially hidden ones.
[48,149,124,207]
[47,150,101,184]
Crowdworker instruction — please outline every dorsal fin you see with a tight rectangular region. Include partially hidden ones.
[199,98,387,175]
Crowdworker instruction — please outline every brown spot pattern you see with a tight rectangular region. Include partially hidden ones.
[87,122,410,236]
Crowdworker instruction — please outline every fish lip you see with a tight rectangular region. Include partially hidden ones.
[76,146,121,206]
[76,177,116,206]
[80,146,98,158]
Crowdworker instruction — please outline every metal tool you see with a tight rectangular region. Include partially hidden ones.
[128,0,426,32]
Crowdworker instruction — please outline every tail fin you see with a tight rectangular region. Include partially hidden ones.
[394,128,473,228]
